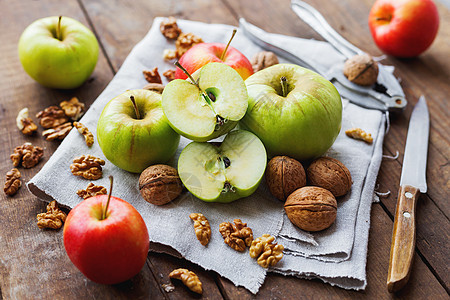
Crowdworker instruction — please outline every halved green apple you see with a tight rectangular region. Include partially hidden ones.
[178,130,267,203]
[162,62,248,142]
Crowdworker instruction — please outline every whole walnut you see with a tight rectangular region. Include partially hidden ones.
[139,164,183,205]
[266,156,306,201]
[284,186,337,232]
[307,157,352,197]
[343,54,379,86]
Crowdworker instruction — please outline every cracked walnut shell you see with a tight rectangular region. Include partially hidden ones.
[10,142,44,168]
[343,54,379,86]
[249,234,284,268]
[4,168,21,196]
[139,164,183,205]
[169,268,202,294]
[189,213,211,246]
[70,155,105,180]
[266,156,307,201]
[219,219,253,252]
[307,157,352,197]
[37,201,67,229]
[284,186,337,232]
[36,106,68,129]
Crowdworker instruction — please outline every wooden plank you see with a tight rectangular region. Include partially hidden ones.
[0,0,164,299]
[218,204,448,299]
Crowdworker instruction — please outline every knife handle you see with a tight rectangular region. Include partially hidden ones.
[387,185,420,292]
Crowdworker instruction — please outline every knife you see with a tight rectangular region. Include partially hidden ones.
[239,18,406,112]
[387,95,429,292]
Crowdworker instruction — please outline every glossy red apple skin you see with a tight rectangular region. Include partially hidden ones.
[63,195,149,285]
[175,43,254,80]
[368,0,439,57]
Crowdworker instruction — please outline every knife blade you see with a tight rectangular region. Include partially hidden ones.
[387,95,429,292]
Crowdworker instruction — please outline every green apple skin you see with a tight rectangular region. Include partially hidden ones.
[18,16,99,89]
[162,62,248,142]
[97,89,180,173]
[178,130,267,203]
[241,64,342,161]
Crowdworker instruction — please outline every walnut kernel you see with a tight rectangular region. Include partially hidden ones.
[70,155,105,180]
[284,186,337,232]
[343,54,379,86]
[60,97,85,121]
[36,106,69,129]
[266,156,307,201]
[16,108,38,135]
[4,168,21,196]
[37,201,67,229]
[175,32,203,58]
[249,234,284,268]
[139,164,183,205]
[73,122,94,147]
[10,143,44,168]
[163,69,176,82]
[160,17,182,39]
[163,49,177,61]
[345,127,373,144]
[219,219,253,252]
[189,213,211,246]
[251,51,279,72]
[77,182,107,199]
[143,67,162,84]
[169,268,202,294]
[307,157,352,197]
[42,122,73,141]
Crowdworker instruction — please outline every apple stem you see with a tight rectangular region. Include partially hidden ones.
[281,76,288,97]
[174,61,199,88]
[56,16,62,41]
[130,95,141,119]
[220,29,237,61]
[101,176,113,220]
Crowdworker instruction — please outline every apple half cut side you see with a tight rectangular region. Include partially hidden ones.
[162,62,248,142]
[178,130,267,203]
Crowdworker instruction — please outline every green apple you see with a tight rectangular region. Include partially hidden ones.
[18,16,99,89]
[162,62,248,142]
[178,130,267,203]
[241,64,342,161]
[97,89,180,173]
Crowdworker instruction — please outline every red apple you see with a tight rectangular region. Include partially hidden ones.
[175,31,253,80]
[63,180,149,285]
[368,0,439,57]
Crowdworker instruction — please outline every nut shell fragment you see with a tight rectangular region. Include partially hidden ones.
[343,54,379,86]
[266,156,306,201]
[169,268,202,294]
[307,157,352,197]
[139,164,183,205]
[284,186,337,232]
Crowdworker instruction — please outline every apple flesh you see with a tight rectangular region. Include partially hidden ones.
[18,16,99,89]
[178,130,267,203]
[368,0,439,57]
[162,62,248,142]
[176,43,254,80]
[97,89,180,173]
[241,64,342,161]
[63,195,149,285]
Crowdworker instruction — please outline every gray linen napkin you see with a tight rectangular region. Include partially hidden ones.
[28,18,388,293]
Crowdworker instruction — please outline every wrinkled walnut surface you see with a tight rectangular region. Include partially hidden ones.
[74,122,94,147]
[175,32,203,58]
[284,186,337,232]
[160,16,182,39]
[42,122,73,141]
[162,69,176,82]
[4,168,21,196]
[251,51,279,72]
[70,155,105,180]
[266,156,307,201]
[219,219,253,252]
[16,108,38,135]
[169,268,203,294]
[10,143,44,168]
[189,213,211,246]
[307,157,352,197]
[37,201,67,229]
[77,182,107,200]
[60,97,85,121]
[143,67,162,84]
[249,234,284,268]
[343,54,379,86]
[36,106,68,129]
[139,164,183,205]
[345,127,373,144]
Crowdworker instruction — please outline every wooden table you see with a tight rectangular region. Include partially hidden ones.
[1,0,448,298]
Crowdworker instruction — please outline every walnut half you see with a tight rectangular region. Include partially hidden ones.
[189,213,211,246]
[249,234,284,268]
[169,268,203,294]
[4,168,21,196]
[37,201,67,229]
[10,143,44,168]
[77,182,107,199]
[70,155,105,180]
[219,219,253,252]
